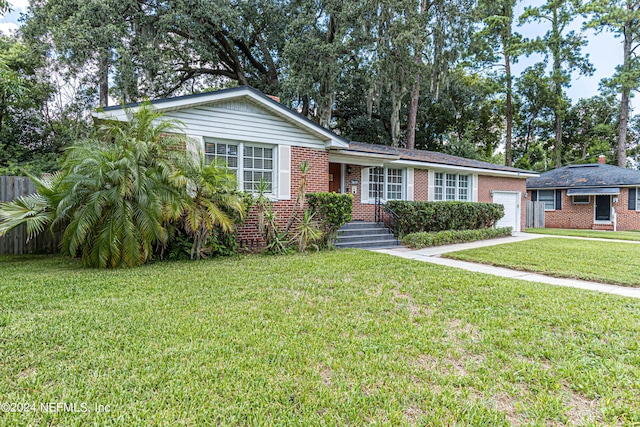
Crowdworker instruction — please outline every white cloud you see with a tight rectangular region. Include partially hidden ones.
[10,0,29,12]
[0,22,18,35]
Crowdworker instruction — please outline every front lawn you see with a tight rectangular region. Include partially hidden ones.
[445,237,640,286]
[527,228,640,241]
[1,251,639,426]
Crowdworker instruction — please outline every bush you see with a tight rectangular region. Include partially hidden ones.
[306,192,353,246]
[386,200,504,236]
[402,227,513,249]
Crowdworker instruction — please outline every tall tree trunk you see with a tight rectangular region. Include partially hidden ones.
[552,9,562,169]
[505,50,513,167]
[98,51,110,108]
[618,26,633,168]
[406,60,422,150]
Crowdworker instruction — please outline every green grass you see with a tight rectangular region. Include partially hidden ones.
[1,252,639,426]
[527,228,640,241]
[445,237,640,286]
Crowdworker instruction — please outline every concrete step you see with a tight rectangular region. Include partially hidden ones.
[336,233,395,244]
[338,227,391,236]
[335,239,400,249]
[339,222,386,230]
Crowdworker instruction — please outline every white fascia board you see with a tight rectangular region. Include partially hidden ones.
[92,88,349,149]
[386,159,538,178]
[328,153,386,167]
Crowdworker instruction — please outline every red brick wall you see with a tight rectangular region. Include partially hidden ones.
[531,188,640,231]
[343,164,376,221]
[237,146,328,246]
[478,175,527,232]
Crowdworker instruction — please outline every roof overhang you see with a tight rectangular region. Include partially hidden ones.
[92,87,349,149]
[388,159,538,178]
[566,187,621,196]
[329,150,400,167]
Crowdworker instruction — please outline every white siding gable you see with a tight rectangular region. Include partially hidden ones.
[162,99,328,149]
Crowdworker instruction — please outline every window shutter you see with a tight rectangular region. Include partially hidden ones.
[185,134,204,161]
[471,174,479,202]
[406,168,414,201]
[361,167,370,204]
[427,170,435,201]
[278,145,291,200]
[531,190,537,202]
[555,189,562,210]
[629,188,637,210]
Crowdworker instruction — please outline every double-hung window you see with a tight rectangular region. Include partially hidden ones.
[205,139,274,194]
[368,167,404,201]
[434,173,470,201]
[538,189,555,210]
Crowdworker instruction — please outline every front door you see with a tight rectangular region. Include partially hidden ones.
[595,195,611,221]
[328,163,341,193]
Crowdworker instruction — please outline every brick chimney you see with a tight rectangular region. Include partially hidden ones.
[598,155,606,164]
[266,95,280,103]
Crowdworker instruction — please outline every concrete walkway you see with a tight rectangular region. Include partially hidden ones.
[373,233,640,299]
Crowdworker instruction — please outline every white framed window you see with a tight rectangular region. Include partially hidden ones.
[636,188,640,210]
[243,145,273,193]
[368,167,405,201]
[205,141,238,174]
[538,189,555,210]
[573,195,590,204]
[434,172,444,200]
[434,172,471,201]
[368,167,384,200]
[204,139,275,194]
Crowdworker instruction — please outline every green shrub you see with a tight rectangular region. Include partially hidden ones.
[386,200,504,236]
[402,227,513,249]
[306,192,353,246]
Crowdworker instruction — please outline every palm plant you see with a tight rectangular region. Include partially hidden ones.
[56,105,188,268]
[0,172,62,240]
[177,156,247,259]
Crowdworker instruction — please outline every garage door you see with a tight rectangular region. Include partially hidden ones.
[492,191,520,231]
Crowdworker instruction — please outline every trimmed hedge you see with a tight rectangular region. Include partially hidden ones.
[306,192,353,246]
[386,200,504,236]
[402,227,513,249]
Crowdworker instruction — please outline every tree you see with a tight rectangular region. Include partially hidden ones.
[521,0,593,168]
[475,0,523,166]
[0,105,246,268]
[583,0,640,167]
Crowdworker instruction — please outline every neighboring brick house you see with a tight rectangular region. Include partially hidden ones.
[526,156,640,231]
[94,86,537,244]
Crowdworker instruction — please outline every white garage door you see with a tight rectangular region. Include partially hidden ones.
[492,191,520,231]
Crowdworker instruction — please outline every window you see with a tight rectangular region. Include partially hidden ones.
[205,139,275,194]
[434,173,443,200]
[573,195,590,204]
[386,168,403,200]
[538,189,555,210]
[243,146,273,193]
[637,188,640,210]
[368,167,384,200]
[368,167,404,201]
[434,172,470,201]
[205,141,238,174]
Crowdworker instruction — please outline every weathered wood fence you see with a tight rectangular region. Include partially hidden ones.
[526,201,545,229]
[0,176,63,255]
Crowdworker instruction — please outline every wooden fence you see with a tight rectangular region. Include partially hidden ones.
[526,201,545,229]
[0,176,63,255]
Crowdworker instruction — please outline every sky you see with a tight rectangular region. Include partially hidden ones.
[0,0,630,109]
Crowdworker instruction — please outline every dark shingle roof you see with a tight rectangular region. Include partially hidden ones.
[346,142,536,174]
[526,163,640,189]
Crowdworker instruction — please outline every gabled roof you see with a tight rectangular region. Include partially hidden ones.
[335,142,537,177]
[527,163,640,189]
[92,86,350,149]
